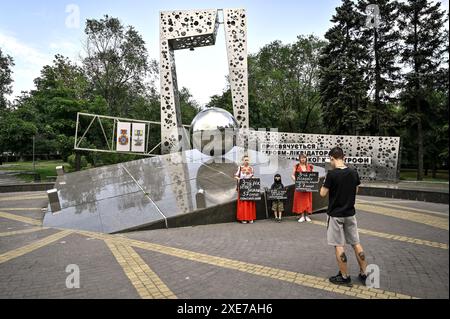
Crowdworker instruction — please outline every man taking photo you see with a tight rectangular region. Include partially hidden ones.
[320,146,368,286]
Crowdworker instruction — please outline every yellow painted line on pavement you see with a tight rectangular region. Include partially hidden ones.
[356,203,448,230]
[0,230,72,263]
[0,227,47,237]
[310,221,448,250]
[105,239,177,299]
[356,199,449,217]
[0,208,44,211]
[78,230,417,300]
[0,211,42,226]
[0,195,47,202]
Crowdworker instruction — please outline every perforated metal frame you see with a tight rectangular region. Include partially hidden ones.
[159,8,249,154]
[238,130,401,181]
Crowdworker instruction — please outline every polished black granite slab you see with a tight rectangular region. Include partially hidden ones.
[43,147,326,233]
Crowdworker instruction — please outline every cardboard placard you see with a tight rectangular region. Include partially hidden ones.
[295,172,319,192]
[267,188,288,200]
[239,178,261,201]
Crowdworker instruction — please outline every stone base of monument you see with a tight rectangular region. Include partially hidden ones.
[43,147,327,234]
[358,184,449,204]
[125,184,329,233]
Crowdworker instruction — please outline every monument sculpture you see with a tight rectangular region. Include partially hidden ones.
[159,9,249,154]
[44,8,400,234]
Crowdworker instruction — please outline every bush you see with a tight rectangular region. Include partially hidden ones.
[67,153,88,170]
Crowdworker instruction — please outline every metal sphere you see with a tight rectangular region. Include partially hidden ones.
[190,107,239,156]
[196,160,238,204]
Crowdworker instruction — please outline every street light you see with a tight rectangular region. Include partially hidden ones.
[32,136,35,171]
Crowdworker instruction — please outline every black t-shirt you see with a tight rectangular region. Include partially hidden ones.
[323,167,361,217]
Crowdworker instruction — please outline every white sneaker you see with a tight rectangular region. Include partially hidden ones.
[241,221,248,224]
[249,220,254,224]
[305,216,312,222]
[298,216,305,223]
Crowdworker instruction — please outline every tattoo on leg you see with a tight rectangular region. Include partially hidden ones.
[358,252,366,261]
[340,252,347,263]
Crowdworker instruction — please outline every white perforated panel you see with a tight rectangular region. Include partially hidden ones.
[159,8,249,154]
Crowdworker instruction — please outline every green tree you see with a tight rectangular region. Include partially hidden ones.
[8,55,108,165]
[0,105,37,158]
[83,15,155,117]
[319,0,371,135]
[398,0,448,180]
[207,89,233,114]
[358,0,402,135]
[208,35,326,133]
[179,87,201,125]
[290,35,327,133]
[422,33,449,177]
[0,48,14,109]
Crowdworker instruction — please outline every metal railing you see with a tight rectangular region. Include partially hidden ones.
[74,112,190,157]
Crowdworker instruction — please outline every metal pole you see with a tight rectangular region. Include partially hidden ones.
[32,136,35,171]
[263,188,269,219]
[74,112,79,150]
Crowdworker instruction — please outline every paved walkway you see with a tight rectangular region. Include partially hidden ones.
[361,180,449,192]
[0,192,448,299]
[0,171,25,185]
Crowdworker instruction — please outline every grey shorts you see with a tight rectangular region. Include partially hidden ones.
[327,215,360,246]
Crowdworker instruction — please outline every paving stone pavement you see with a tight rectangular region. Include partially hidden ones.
[0,171,25,185]
[0,192,448,299]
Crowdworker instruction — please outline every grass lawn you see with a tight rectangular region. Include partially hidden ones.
[0,160,70,182]
[400,169,449,182]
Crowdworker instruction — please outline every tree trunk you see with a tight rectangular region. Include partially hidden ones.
[413,11,423,181]
[374,28,381,135]
[417,114,424,181]
[75,152,81,172]
[432,160,437,179]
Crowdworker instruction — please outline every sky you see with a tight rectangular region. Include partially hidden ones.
[0,0,448,106]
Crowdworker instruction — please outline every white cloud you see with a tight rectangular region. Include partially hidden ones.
[0,31,53,100]
[0,31,82,101]
[49,40,77,52]
[0,30,49,67]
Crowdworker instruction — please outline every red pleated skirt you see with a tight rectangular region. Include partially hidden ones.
[236,193,257,221]
[292,191,313,214]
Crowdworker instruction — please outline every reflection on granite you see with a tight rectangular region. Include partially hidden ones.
[43,147,326,233]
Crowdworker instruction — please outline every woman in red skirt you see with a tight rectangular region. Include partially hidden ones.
[291,153,313,223]
[234,155,257,224]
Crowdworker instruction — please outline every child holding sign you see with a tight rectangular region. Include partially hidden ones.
[291,153,313,223]
[270,174,285,222]
[234,155,257,224]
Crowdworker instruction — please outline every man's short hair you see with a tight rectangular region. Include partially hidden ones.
[329,146,344,160]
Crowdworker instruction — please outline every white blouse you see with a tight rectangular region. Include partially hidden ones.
[235,166,254,179]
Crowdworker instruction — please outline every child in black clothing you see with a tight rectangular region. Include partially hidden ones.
[271,174,285,222]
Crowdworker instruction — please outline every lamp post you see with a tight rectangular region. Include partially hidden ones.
[32,136,35,171]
